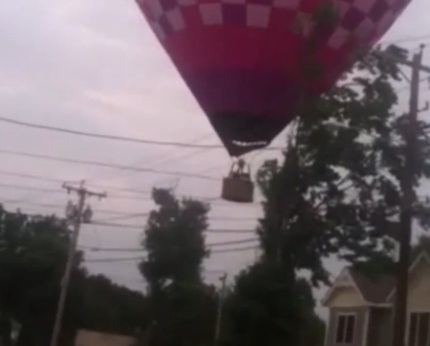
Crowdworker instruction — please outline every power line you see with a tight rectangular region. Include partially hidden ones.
[0,116,282,151]
[0,183,64,195]
[0,179,262,208]
[381,34,430,46]
[81,237,258,253]
[0,198,260,223]
[0,210,254,235]
[0,198,149,217]
[89,221,256,234]
[0,148,219,181]
[94,212,258,223]
[84,245,259,263]
[0,182,154,202]
[87,133,216,183]
[208,237,258,247]
[0,169,157,196]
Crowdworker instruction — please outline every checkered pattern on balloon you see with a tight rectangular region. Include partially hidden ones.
[136,0,411,157]
[135,0,411,203]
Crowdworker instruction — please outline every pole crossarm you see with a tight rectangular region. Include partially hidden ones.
[49,181,106,346]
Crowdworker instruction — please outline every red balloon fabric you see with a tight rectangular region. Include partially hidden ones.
[136,0,412,156]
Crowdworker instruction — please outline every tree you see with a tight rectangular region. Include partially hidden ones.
[0,208,73,346]
[256,46,430,286]
[225,46,430,346]
[140,188,210,292]
[70,274,148,337]
[0,207,147,346]
[138,188,216,346]
[223,262,324,346]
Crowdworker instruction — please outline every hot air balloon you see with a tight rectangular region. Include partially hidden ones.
[135,0,411,202]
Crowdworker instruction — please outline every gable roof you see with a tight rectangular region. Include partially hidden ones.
[349,269,395,304]
[321,267,366,306]
[386,251,430,302]
[324,250,430,307]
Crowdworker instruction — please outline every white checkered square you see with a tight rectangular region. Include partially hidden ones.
[200,3,223,25]
[177,0,197,6]
[221,0,246,4]
[384,0,399,4]
[336,1,350,17]
[145,0,164,19]
[273,0,300,9]
[151,20,166,40]
[375,10,396,34]
[246,4,271,28]
[353,0,379,13]
[328,26,350,50]
[354,17,375,38]
[166,8,186,31]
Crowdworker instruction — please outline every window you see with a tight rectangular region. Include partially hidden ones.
[335,314,355,344]
[408,312,430,346]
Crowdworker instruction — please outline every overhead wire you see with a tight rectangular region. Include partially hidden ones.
[81,237,258,253]
[0,182,155,202]
[87,133,216,183]
[0,148,220,181]
[0,208,258,232]
[380,33,430,46]
[89,221,256,233]
[0,178,262,208]
[84,245,259,263]
[0,199,147,217]
[0,169,156,196]
[0,198,260,224]
[0,116,283,151]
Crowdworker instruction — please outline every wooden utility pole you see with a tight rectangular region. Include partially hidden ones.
[49,181,106,346]
[214,273,227,346]
[385,47,430,346]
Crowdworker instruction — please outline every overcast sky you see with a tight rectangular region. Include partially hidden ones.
[0,0,429,306]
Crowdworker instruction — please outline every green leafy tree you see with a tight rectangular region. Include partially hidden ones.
[223,262,324,346]
[138,188,216,346]
[71,274,148,336]
[257,46,430,285]
[0,207,147,346]
[225,46,430,346]
[140,188,209,292]
[0,209,73,346]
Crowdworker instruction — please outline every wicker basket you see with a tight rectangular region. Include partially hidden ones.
[221,177,254,203]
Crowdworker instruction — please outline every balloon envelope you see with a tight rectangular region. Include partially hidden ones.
[136,0,411,156]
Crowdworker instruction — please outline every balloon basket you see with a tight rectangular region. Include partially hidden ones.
[221,160,254,203]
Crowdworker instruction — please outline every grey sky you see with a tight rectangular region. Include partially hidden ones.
[0,0,429,302]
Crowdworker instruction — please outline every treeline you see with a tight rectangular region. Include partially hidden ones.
[1,45,430,346]
[0,209,147,346]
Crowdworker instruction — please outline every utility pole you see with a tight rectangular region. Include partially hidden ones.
[382,46,430,346]
[49,181,106,346]
[214,273,227,346]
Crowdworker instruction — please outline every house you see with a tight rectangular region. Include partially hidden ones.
[74,330,136,346]
[322,251,430,346]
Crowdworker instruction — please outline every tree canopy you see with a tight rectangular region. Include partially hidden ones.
[223,46,430,346]
[138,188,216,346]
[140,188,210,292]
[256,46,430,286]
[0,207,146,346]
[2,47,429,346]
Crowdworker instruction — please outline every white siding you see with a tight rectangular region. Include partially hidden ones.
[75,330,136,346]
[326,287,366,307]
[408,260,430,311]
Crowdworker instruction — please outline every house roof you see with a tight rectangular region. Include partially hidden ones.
[349,269,395,304]
[323,250,430,307]
[386,251,430,301]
